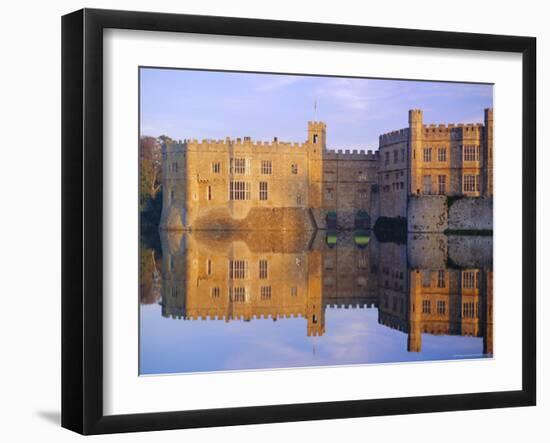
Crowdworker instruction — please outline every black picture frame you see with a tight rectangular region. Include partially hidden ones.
[61,8,536,435]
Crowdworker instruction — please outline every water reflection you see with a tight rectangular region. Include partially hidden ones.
[140,231,492,374]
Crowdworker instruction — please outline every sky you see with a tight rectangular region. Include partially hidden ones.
[140,304,486,375]
[140,68,493,150]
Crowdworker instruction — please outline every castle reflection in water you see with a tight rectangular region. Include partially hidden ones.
[140,231,492,373]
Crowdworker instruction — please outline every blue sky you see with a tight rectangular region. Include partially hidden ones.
[140,68,493,150]
[140,305,486,375]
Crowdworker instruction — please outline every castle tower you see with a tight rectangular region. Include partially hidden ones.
[307,121,327,149]
[306,249,326,336]
[408,109,423,196]
[483,108,494,197]
[483,270,493,355]
[159,140,187,230]
[160,231,187,319]
[407,270,423,352]
[307,121,326,211]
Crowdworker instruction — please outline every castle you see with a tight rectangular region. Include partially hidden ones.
[159,108,493,231]
[157,230,493,354]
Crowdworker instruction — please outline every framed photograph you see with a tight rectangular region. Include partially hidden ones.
[62,8,536,435]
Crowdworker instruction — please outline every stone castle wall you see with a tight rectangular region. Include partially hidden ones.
[160,110,493,231]
[158,230,492,353]
[407,195,493,233]
[161,121,379,231]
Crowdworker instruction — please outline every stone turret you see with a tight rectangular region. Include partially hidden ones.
[408,109,423,196]
[159,140,186,230]
[306,249,326,336]
[307,122,326,211]
[483,108,493,197]
[307,121,327,150]
[407,270,423,352]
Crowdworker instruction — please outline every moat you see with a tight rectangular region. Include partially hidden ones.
[139,230,492,375]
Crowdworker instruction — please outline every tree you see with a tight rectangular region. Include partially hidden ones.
[139,136,162,208]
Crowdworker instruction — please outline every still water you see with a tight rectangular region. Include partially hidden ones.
[139,230,492,375]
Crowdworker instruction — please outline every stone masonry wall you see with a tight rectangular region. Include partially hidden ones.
[408,195,492,233]
[408,196,448,232]
[448,197,493,231]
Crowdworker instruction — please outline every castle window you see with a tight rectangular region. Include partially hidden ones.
[172,162,178,173]
[463,174,480,193]
[437,175,447,195]
[207,185,212,201]
[393,150,398,163]
[261,160,272,175]
[437,270,446,288]
[211,287,220,298]
[462,302,476,318]
[259,181,268,201]
[357,255,367,269]
[325,188,334,200]
[260,286,272,301]
[211,162,221,174]
[358,171,367,181]
[230,158,250,174]
[401,148,405,162]
[229,260,248,279]
[324,256,334,270]
[259,260,268,279]
[423,147,432,162]
[291,287,298,297]
[170,190,175,203]
[463,145,480,162]
[207,259,212,276]
[313,134,318,143]
[437,300,446,315]
[229,181,251,200]
[462,270,479,289]
[296,194,302,205]
[438,147,447,162]
[423,175,432,194]
[171,286,178,299]
[229,287,247,303]
[291,163,298,174]
[422,271,431,287]
[358,189,368,199]
[422,300,431,314]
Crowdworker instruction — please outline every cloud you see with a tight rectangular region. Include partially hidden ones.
[254,75,302,92]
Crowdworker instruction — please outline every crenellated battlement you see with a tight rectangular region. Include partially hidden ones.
[308,120,326,127]
[182,311,305,321]
[160,110,493,232]
[422,122,484,133]
[325,302,376,309]
[420,122,485,141]
[324,148,379,161]
[165,137,314,152]
[379,128,409,146]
